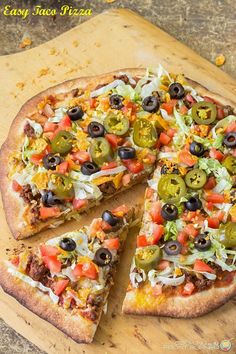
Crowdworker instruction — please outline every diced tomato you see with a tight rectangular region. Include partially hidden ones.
[178,150,197,167]
[103,238,120,250]
[30,151,45,165]
[215,271,234,287]
[179,105,188,115]
[122,101,137,116]
[39,206,60,220]
[101,161,117,170]
[145,187,154,199]
[112,204,129,217]
[58,161,69,174]
[159,132,172,146]
[53,279,69,296]
[205,193,224,204]
[89,218,103,237]
[207,217,220,229]
[166,128,176,138]
[43,121,58,132]
[10,255,19,266]
[193,259,214,273]
[101,220,112,232]
[204,176,216,190]
[150,201,164,224]
[137,235,148,247]
[160,100,177,115]
[217,107,225,120]
[40,245,59,257]
[73,262,98,280]
[122,173,131,186]
[185,94,196,104]
[58,115,72,129]
[105,134,123,147]
[12,180,22,192]
[157,260,170,270]
[43,132,54,140]
[148,224,164,244]
[123,159,144,174]
[72,198,87,210]
[206,202,214,211]
[89,98,97,109]
[43,256,61,273]
[209,148,224,161]
[177,231,188,246]
[71,151,90,164]
[203,96,221,105]
[226,121,236,133]
[182,282,195,296]
[183,224,199,238]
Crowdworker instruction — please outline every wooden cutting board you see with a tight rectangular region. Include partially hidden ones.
[0,8,236,354]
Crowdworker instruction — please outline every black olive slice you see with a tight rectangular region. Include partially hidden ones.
[109,94,124,110]
[189,141,205,157]
[42,190,61,207]
[223,132,236,148]
[168,83,185,99]
[102,210,120,226]
[164,241,182,255]
[88,122,105,138]
[67,106,84,121]
[185,196,202,211]
[118,147,136,160]
[81,161,100,175]
[142,96,160,113]
[59,237,77,252]
[194,234,211,251]
[161,203,178,221]
[94,248,112,267]
[43,153,62,170]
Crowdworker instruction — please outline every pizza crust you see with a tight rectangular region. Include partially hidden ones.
[0,69,235,239]
[0,262,97,343]
[122,276,236,317]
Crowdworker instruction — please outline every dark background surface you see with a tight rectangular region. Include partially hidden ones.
[0,1,235,353]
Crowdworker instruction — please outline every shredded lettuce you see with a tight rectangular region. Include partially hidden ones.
[173,107,192,135]
[27,119,43,137]
[90,79,124,98]
[198,158,222,175]
[48,107,67,123]
[73,181,102,200]
[164,221,178,241]
[114,82,138,101]
[172,130,185,150]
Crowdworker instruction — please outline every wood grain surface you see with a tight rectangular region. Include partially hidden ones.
[0,9,235,354]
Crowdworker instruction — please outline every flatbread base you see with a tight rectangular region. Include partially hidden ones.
[122,276,236,317]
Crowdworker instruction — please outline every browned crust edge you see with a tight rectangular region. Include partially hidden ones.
[0,263,97,343]
[1,69,235,240]
[122,276,236,317]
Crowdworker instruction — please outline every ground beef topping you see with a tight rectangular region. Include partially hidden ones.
[23,122,35,138]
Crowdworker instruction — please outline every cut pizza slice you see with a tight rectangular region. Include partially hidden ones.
[0,204,135,343]
[123,75,236,317]
[0,69,161,239]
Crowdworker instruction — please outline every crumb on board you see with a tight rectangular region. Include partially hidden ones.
[73,40,79,47]
[19,37,32,49]
[49,47,59,55]
[38,67,50,77]
[16,82,25,90]
[104,0,116,3]
[95,42,101,47]
[215,54,226,67]
[62,48,68,55]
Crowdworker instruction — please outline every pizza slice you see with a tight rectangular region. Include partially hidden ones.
[123,73,236,317]
[0,69,160,239]
[0,204,135,343]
